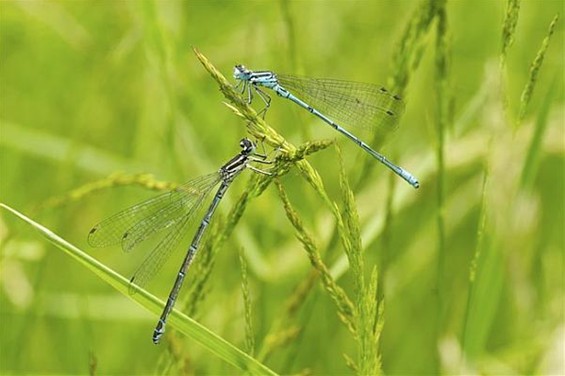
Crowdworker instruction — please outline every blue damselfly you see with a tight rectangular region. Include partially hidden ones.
[88,138,271,344]
[233,65,419,188]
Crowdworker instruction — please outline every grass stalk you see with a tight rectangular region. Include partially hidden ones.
[336,143,384,375]
[520,78,557,189]
[499,0,521,121]
[357,0,437,189]
[238,247,255,356]
[461,166,505,362]
[274,180,356,334]
[279,0,299,72]
[36,173,177,213]
[518,14,559,124]
[500,0,521,70]
[431,1,451,372]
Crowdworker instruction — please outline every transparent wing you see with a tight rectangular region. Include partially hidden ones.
[127,211,193,293]
[277,75,405,134]
[88,173,221,252]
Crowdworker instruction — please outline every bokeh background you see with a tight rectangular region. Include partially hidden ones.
[1,1,563,375]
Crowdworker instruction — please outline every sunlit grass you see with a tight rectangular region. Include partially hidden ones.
[1,0,563,375]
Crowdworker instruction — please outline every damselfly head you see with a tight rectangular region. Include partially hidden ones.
[239,138,256,154]
[233,65,251,81]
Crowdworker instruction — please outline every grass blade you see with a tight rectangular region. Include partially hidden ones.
[461,170,504,362]
[520,80,557,189]
[0,203,278,376]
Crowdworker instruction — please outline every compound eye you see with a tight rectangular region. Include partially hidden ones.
[239,138,249,148]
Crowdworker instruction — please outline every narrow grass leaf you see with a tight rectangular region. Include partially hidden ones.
[461,170,505,361]
[434,0,450,349]
[520,80,556,188]
[0,121,138,175]
[0,203,278,376]
[279,0,299,71]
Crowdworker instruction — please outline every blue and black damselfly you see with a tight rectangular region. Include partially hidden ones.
[233,65,419,188]
[88,138,271,344]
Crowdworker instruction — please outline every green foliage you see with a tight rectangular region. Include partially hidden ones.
[0,204,276,375]
[1,1,563,375]
[336,143,384,375]
[275,179,356,334]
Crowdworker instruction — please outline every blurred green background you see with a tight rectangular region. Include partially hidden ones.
[1,0,563,375]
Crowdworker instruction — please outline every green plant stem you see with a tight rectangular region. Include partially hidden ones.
[0,203,278,376]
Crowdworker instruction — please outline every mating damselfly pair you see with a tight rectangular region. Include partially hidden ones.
[89,64,419,344]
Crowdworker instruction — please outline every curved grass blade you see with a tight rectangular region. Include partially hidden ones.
[0,203,278,376]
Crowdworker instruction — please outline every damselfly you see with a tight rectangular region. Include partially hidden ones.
[233,65,419,188]
[88,138,271,344]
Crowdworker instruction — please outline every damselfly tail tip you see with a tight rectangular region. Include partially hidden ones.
[153,321,165,344]
[406,176,420,189]
[409,176,420,189]
[398,168,420,189]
